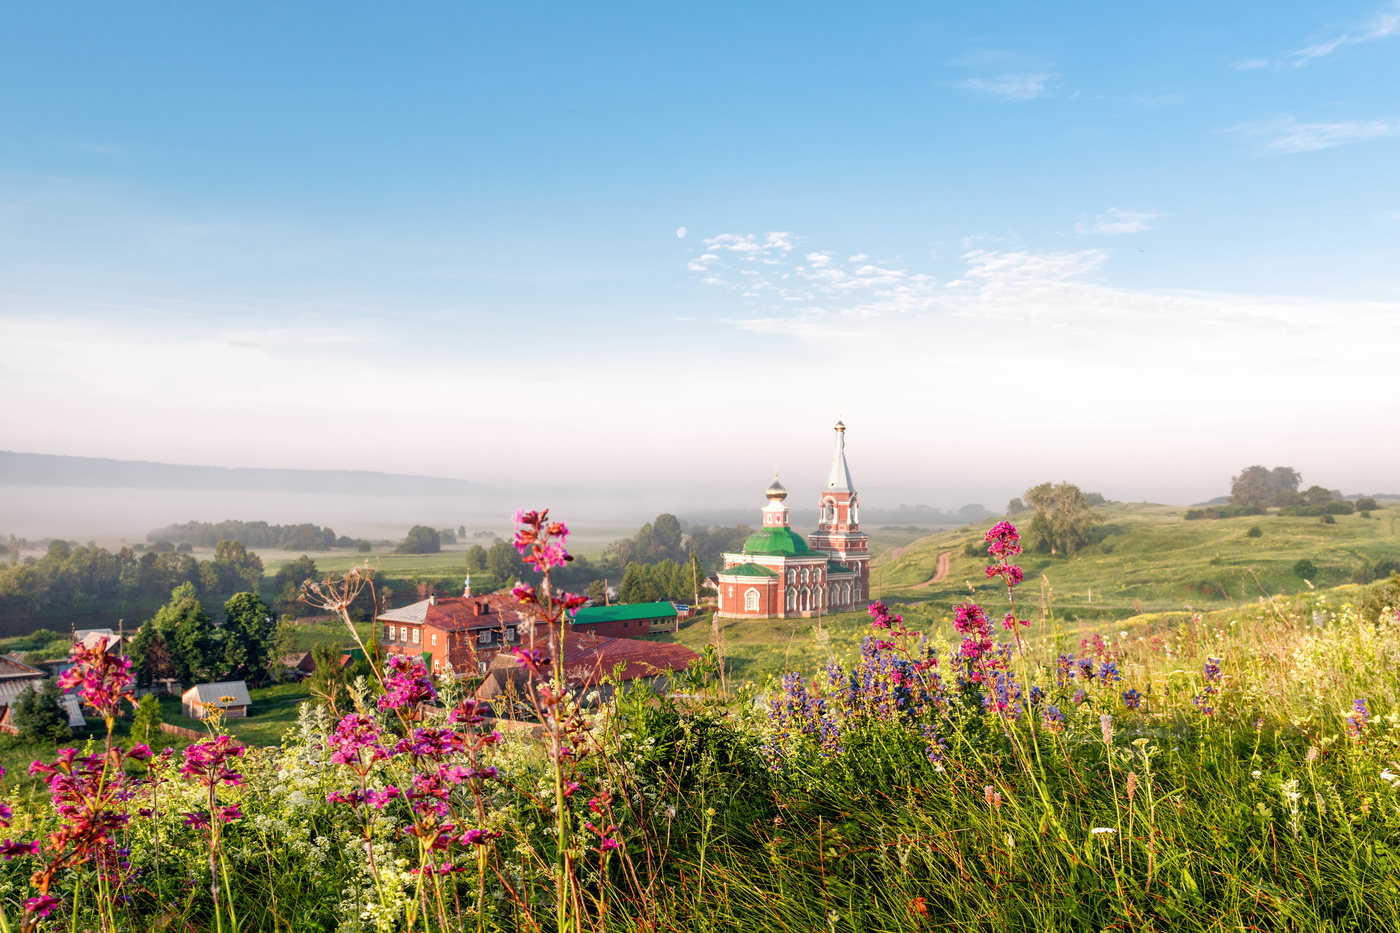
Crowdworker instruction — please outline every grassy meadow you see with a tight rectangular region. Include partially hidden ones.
[876,501,1400,621]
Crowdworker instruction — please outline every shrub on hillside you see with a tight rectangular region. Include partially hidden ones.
[1186,505,1265,520]
[1326,500,1355,515]
[1322,514,1336,524]
[1246,525,1262,538]
[1293,558,1318,580]
[1356,497,1379,512]
[1374,558,1400,580]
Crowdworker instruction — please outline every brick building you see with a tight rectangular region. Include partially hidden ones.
[568,601,677,637]
[378,590,532,676]
[715,419,870,619]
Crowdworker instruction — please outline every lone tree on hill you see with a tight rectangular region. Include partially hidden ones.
[1293,558,1318,580]
[1023,482,1100,555]
[14,680,72,742]
[1230,466,1301,508]
[398,526,441,555]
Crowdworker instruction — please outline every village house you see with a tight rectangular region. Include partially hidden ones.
[182,681,252,720]
[377,589,531,676]
[0,655,85,733]
[567,601,677,637]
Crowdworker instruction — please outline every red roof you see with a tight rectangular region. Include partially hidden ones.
[554,632,699,687]
[423,594,534,634]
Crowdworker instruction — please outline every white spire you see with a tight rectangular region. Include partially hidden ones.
[825,419,854,493]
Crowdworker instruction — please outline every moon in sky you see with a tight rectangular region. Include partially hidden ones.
[676,227,687,238]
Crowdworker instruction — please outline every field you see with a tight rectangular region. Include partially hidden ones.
[876,501,1400,621]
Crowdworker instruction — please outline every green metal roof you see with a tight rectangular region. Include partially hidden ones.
[718,562,780,578]
[827,560,857,575]
[572,601,678,625]
[742,527,812,556]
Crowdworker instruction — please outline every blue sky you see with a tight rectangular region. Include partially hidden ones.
[2,2,1397,508]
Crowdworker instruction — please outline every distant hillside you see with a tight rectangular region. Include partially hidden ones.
[874,501,1400,621]
[0,451,486,498]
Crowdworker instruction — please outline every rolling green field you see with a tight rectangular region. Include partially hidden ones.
[875,501,1400,621]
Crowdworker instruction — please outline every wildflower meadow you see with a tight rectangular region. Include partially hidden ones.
[1,513,1398,931]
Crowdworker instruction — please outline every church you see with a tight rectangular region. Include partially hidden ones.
[715,420,870,619]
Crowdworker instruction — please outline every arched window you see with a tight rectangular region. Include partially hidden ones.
[788,570,796,583]
[853,583,861,603]
[745,588,760,613]
[842,583,851,604]
[851,497,859,524]
[786,589,796,611]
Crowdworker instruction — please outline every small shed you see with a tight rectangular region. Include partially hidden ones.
[182,681,252,720]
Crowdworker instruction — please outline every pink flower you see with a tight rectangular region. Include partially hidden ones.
[379,655,437,711]
[0,839,38,859]
[510,647,551,676]
[180,736,246,787]
[58,641,134,720]
[24,895,57,918]
[327,713,389,768]
[985,521,1022,559]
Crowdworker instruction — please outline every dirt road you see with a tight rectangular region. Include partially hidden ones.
[912,551,952,589]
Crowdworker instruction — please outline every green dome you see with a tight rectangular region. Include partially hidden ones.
[743,527,811,557]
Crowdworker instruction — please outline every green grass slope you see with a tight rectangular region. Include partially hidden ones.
[875,501,1400,621]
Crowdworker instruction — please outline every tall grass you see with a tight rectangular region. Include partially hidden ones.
[1,553,1396,930]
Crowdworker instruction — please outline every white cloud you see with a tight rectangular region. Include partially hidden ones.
[956,73,1055,101]
[1075,208,1162,235]
[688,232,1399,343]
[1237,3,1400,69]
[1247,117,1400,153]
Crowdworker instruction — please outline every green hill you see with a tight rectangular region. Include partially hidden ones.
[874,501,1400,621]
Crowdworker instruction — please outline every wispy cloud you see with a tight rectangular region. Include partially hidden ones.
[955,73,1056,101]
[1236,2,1400,68]
[1244,116,1400,153]
[686,231,1400,342]
[1075,208,1162,235]
[1132,92,1185,108]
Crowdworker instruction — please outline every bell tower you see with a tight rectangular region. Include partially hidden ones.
[809,419,869,594]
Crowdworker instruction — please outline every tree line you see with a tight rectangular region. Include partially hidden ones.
[147,519,355,551]
[0,539,267,621]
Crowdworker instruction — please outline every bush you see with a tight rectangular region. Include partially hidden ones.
[1374,558,1400,579]
[130,693,162,744]
[357,539,372,553]
[961,541,986,558]
[1325,500,1354,515]
[13,680,72,742]
[1321,514,1336,525]
[1356,497,1379,512]
[1245,525,1262,538]
[1293,558,1318,580]
[398,525,441,555]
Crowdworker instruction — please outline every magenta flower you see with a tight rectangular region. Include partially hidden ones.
[365,786,401,809]
[24,895,58,918]
[182,811,210,828]
[180,736,246,787]
[58,641,134,721]
[328,713,389,769]
[510,647,551,676]
[985,521,1022,559]
[0,839,38,859]
[379,655,437,711]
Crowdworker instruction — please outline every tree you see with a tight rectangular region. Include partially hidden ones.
[1006,498,1025,514]
[47,540,71,561]
[357,539,372,553]
[1023,482,1100,556]
[1231,465,1302,508]
[399,526,441,555]
[1356,497,1379,512]
[130,693,162,744]
[222,592,280,686]
[486,542,526,582]
[1301,485,1332,507]
[465,544,488,572]
[205,540,265,593]
[306,644,351,708]
[130,583,219,687]
[13,680,72,742]
[1293,558,1317,580]
[651,515,684,562]
[272,555,319,605]
[439,528,458,545]
[1230,466,1274,509]
[619,563,661,604]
